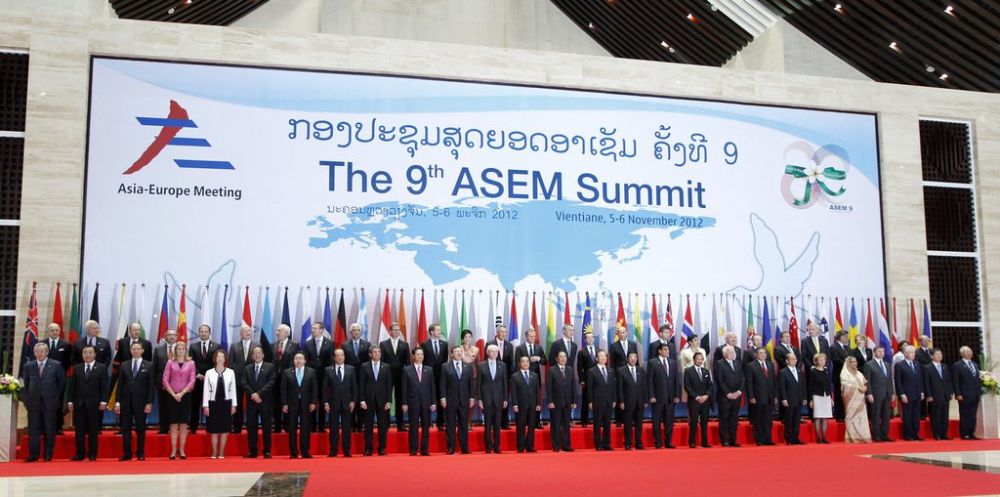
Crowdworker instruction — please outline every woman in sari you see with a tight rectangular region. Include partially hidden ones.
[840,356,872,443]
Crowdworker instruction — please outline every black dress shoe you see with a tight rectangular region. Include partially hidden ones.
[169,455,176,460]
[447,449,455,455]
[701,444,710,448]
[24,457,38,463]
[636,445,644,450]
[665,444,676,449]
[179,455,187,460]
[527,448,537,453]
[517,448,524,453]
[119,455,133,461]
[624,446,631,451]
[70,455,85,461]
[461,449,470,454]
[327,452,337,458]
[344,453,351,458]
[89,456,97,461]
[244,453,258,459]
[364,450,373,456]
[263,452,271,459]
[730,443,740,448]
[378,449,386,456]
[689,444,696,448]
[410,451,417,456]
[420,451,429,456]
[301,453,312,458]
[137,455,145,461]
[290,454,299,459]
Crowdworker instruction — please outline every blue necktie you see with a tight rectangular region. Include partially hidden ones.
[354,341,359,357]
[296,369,303,386]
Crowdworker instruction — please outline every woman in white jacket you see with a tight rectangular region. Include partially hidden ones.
[202,349,237,458]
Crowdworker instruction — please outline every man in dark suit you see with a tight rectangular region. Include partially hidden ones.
[800,323,830,370]
[851,335,873,369]
[379,322,410,432]
[420,324,449,430]
[548,323,578,372]
[830,331,851,421]
[113,323,152,377]
[342,323,370,433]
[74,320,112,367]
[21,342,66,462]
[743,335,764,366]
[228,325,257,434]
[439,345,473,454]
[924,348,953,440]
[649,324,676,361]
[617,351,647,450]
[153,329,179,434]
[863,345,895,442]
[242,345,275,458]
[714,344,743,447]
[576,331,598,427]
[746,346,776,445]
[587,349,616,451]
[114,341,155,460]
[648,343,681,449]
[281,352,318,458]
[42,323,72,433]
[894,345,925,441]
[304,322,334,432]
[953,345,983,440]
[778,353,806,445]
[359,346,393,455]
[269,324,298,433]
[514,327,547,429]
[486,325,514,429]
[323,349,356,457]
[609,325,637,427]
[67,345,109,461]
[713,331,742,364]
[401,348,435,456]
[774,331,801,372]
[189,324,220,433]
[510,355,541,453]
[915,336,933,366]
[478,343,508,453]
[547,350,576,452]
[684,352,713,448]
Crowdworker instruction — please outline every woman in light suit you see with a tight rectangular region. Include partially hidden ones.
[202,349,237,458]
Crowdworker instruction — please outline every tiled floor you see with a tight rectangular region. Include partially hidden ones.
[870,450,1000,475]
[0,472,308,497]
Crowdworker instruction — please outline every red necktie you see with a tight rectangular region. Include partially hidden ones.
[762,362,768,377]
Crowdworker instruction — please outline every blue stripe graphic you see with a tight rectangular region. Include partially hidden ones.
[169,137,211,146]
[136,117,197,127]
[174,159,235,170]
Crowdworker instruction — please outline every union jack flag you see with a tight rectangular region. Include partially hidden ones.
[18,282,39,375]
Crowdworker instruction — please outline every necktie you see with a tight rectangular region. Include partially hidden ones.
[729,360,735,372]
[696,367,702,379]
[255,364,261,382]
[936,364,942,378]
[374,363,379,381]
[50,339,55,350]
[203,343,208,357]
[278,341,284,360]
[589,346,595,359]
[244,342,249,362]
[416,366,422,382]
[434,340,439,357]
[879,360,886,376]
[132,360,139,378]
[523,371,529,384]
[528,344,533,356]
[354,341,359,357]
[89,337,94,347]
[761,362,768,377]
[813,337,819,351]
[631,366,636,382]
[560,365,565,377]
[968,361,977,375]
[296,368,303,386]
[490,362,496,379]
[86,364,91,376]
[909,361,915,372]
[600,367,607,382]
[39,362,44,376]
[793,369,798,381]
[337,366,343,382]
[317,339,321,356]
[455,362,462,378]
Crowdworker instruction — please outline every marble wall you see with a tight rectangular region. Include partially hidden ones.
[1,9,999,405]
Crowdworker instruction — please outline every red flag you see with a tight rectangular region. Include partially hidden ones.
[891,297,899,352]
[52,283,64,338]
[397,289,407,342]
[908,299,919,346]
[864,299,876,345]
[242,287,253,328]
[834,297,844,332]
[417,289,428,346]
[380,289,392,342]
[334,290,347,348]
[530,293,539,342]
[18,282,39,374]
[789,297,799,348]
[680,294,693,349]
[650,294,659,332]
[176,285,188,343]
[616,292,627,332]
[563,292,571,325]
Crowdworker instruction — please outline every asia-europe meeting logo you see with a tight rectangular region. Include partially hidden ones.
[779,141,850,211]
[116,100,243,201]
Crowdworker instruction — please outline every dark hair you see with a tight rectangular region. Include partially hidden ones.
[210,348,228,367]
[461,329,473,340]
[693,352,704,360]
[657,342,670,353]
[81,344,96,353]
[658,324,672,333]
[930,347,942,356]
[130,341,145,351]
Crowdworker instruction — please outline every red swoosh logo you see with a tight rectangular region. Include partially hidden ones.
[123,100,189,175]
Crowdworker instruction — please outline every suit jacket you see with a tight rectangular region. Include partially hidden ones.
[420,338,450,384]
[548,338,578,369]
[609,340,638,370]
[778,367,806,405]
[894,360,924,399]
[114,337,153,369]
[322,364,357,409]
[68,362,110,408]
[616,364,647,408]
[379,338,410,370]
[953,359,983,400]
[774,343,801,372]
[863,359,894,399]
[281,367,319,407]
[269,339,299,374]
[73,336,112,366]
[577,344,599,384]
[547,364,577,407]
[401,364,434,408]
[485,339,514,369]
[514,342,547,376]
[510,370,541,409]
[228,340,258,376]
[153,342,174,388]
[649,338,675,361]
[42,338,73,372]
[714,357,744,400]
[850,346,872,368]
[830,342,850,380]
[647,357,680,403]
[477,361,508,408]
[359,361,393,406]
[190,340,221,375]
[439,360,473,405]
[21,359,66,410]
[586,366,616,405]
[116,358,155,409]
[303,336,334,373]
[341,339,371,370]
[915,347,933,366]
[683,365,713,402]
[742,347,767,367]
[923,363,953,401]
[745,360,776,403]
[800,335,831,369]
[241,361,276,405]
[713,344,742,364]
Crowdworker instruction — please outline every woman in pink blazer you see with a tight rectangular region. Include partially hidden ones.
[162,342,196,459]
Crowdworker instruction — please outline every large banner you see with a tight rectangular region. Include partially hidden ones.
[83,57,884,346]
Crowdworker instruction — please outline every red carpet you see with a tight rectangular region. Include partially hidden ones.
[5,436,1000,497]
[17,418,961,459]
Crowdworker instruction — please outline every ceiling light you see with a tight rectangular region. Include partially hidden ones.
[587,22,595,30]
[167,7,175,13]
[926,65,935,72]
[687,13,697,22]
[939,73,949,80]
[834,4,844,13]
[944,5,955,15]
[889,41,900,52]
[660,41,676,53]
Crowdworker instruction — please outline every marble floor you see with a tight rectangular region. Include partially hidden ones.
[870,450,1000,475]
[0,472,308,497]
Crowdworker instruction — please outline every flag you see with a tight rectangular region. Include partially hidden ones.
[877,298,892,354]
[467,290,478,349]
[323,288,334,339]
[68,284,81,345]
[834,297,844,332]
[582,292,593,340]
[281,287,291,327]
[460,290,468,339]
[632,293,642,348]
[908,299,919,346]
[745,295,755,348]
[680,294,695,349]
[18,282,39,376]
[378,289,392,343]
[89,283,101,323]
[260,288,273,362]
[848,299,859,347]
[922,299,933,340]
[220,285,229,350]
[358,288,369,342]
[198,285,212,341]
[480,291,495,360]
[451,290,462,347]
[665,295,675,354]
[157,286,169,344]
[334,289,347,348]
[708,294,719,355]
[725,294,735,345]
[509,291,519,344]
[530,292,539,344]
[399,289,409,344]
[762,296,772,359]
[892,297,900,350]
[417,290,428,345]
[109,283,126,363]
[242,286,253,329]
[864,299,876,347]
[176,284,191,343]
[297,287,312,348]
[615,293,627,339]
[789,297,799,348]
[546,292,556,350]
[51,283,64,338]
[439,290,449,344]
